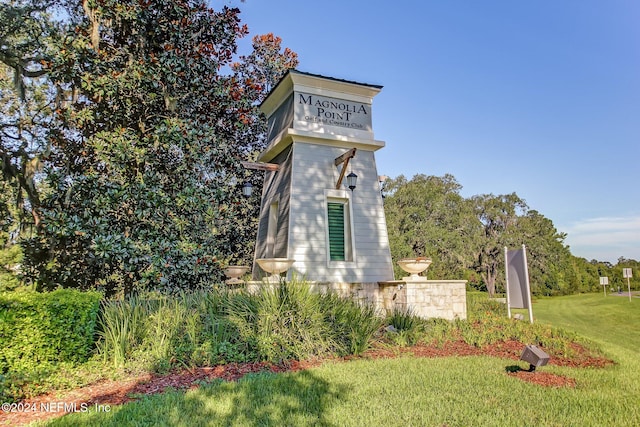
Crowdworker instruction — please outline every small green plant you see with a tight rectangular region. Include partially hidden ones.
[228,278,336,363]
[383,306,424,347]
[96,296,147,369]
[319,292,382,355]
[386,306,419,331]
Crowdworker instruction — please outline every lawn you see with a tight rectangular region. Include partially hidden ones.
[531,293,640,354]
[35,293,640,427]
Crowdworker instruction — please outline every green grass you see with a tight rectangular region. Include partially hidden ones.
[531,293,640,353]
[36,293,640,426]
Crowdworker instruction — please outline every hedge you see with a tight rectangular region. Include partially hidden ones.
[0,289,102,374]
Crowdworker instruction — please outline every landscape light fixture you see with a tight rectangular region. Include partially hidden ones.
[520,344,550,372]
[242,182,253,198]
[346,172,357,191]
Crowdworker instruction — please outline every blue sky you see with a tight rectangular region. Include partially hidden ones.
[229,0,640,263]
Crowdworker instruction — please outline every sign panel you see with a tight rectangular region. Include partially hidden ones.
[599,276,609,285]
[506,248,530,309]
[294,92,372,132]
[623,268,633,278]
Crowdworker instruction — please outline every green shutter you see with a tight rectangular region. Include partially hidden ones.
[327,202,345,261]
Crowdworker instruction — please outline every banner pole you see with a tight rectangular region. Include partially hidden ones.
[521,244,534,324]
[504,247,511,319]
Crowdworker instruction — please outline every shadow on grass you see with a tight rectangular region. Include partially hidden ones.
[53,369,348,426]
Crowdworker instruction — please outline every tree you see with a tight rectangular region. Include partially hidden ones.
[232,33,299,102]
[515,209,573,295]
[17,0,296,296]
[384,174,478,280]
[469,193,528,297]
[0,0,63,229]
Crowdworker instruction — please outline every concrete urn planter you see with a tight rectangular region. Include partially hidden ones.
[256,258,295,282]
[223,265,250,285]
[397,258,432,278]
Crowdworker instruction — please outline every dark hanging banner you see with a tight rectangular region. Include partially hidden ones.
[505,245,534,323]
[506,248,528,308]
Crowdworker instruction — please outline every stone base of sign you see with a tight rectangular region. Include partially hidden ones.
[246,277,467,321]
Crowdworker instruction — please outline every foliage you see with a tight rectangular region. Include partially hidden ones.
[383,306,425,346]
[45,294,640,427]
[96,290,251,372]
[228,280,335,363]
[384,174,477,280]
[0,242,22,292]
[0,288,102,369]
[0,1,63,229]
[228,278,381,361]
[385,306,420,332]
[318,291,383,355]
[96,280,382,371]
[0,288,101,400]
[5,0,296,296]
[470,192,529,296]
[384,174,585,296]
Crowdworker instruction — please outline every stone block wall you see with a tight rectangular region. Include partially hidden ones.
[247,278,467,320]
[404,279,467,320]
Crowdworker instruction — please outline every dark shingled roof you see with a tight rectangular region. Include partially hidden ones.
[288,69,384,90]
[262,70,383,107]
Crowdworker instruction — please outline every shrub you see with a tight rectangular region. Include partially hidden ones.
[97,281,385,369]
[0,289,102,372]
[0,289,102,401]
[383,306,425,347]
[385,306,420,332]
[96,290,252,371]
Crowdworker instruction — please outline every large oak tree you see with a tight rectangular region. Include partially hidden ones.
[1,0,297,295]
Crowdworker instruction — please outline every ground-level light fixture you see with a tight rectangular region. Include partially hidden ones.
[520,344,550,372]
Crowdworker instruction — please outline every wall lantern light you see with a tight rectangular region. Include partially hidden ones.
[240,161,280,198]
[378,175,388,198]
[242,182,253,198]
[346,172,357,191]
[334,148,357,191]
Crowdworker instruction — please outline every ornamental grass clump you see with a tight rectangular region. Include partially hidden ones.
[227,278,336,363]
[96,290,248,372]
[382,306,425,347]
[96,280,385,369]
[319,292,383,355]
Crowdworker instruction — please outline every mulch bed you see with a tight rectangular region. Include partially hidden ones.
[0,340,614,426]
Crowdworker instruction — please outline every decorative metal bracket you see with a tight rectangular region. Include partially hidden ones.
[241,161,280,171]
[334,148,356,190]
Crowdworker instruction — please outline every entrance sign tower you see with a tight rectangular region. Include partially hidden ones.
[251,70,394,285]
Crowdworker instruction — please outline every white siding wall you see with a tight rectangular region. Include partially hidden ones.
[252,147,292,280]
[287,141,394,282]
